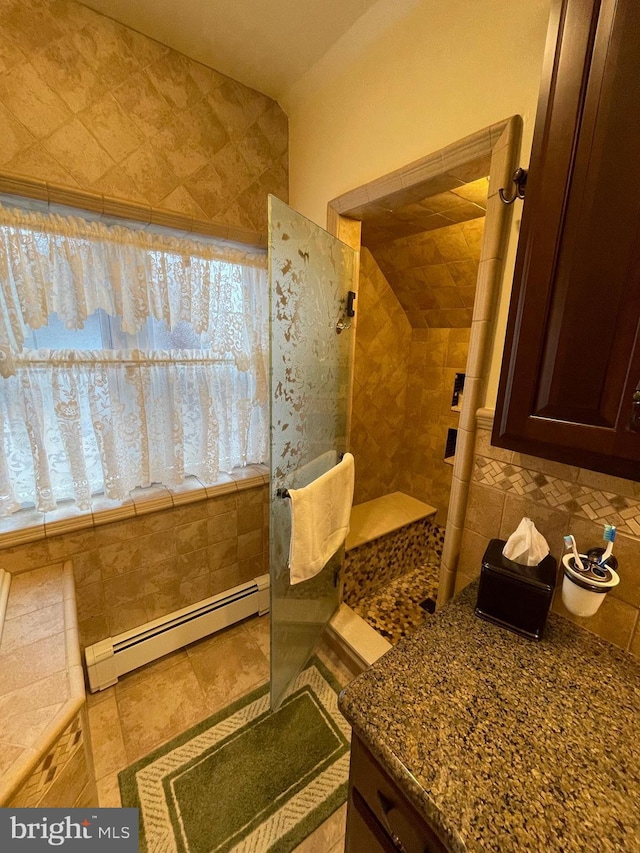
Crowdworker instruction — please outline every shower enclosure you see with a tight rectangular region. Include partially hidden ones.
[268,196,357,709]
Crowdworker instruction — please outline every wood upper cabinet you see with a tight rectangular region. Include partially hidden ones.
[493,0,640,479]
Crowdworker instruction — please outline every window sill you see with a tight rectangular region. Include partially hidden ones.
[0,465,269,550]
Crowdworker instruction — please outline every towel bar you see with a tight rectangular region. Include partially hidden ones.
[277,452,348,499]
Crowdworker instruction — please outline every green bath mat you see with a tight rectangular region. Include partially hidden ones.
[119,657,350,853]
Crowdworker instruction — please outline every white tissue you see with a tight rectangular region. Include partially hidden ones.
[502,517,549,566]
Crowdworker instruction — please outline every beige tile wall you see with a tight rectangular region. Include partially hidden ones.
[457,420,640,658]
[0,0,288,230]
[0,486,268,653]
[351,249,412,504]
[359,177,489,245]
[0,0,279,656]
[353,220,481,523]
[367,216,485,328]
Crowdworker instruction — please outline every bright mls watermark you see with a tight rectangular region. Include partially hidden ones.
[0,809,139,851]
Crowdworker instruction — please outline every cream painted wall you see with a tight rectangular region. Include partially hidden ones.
[281,0,552,407]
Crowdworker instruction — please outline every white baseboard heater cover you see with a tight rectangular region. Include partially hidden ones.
[85,573,270,692]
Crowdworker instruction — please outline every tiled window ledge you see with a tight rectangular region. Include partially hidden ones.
[0,465,269,550]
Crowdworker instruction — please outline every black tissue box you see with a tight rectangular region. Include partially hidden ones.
[475,538,557,640]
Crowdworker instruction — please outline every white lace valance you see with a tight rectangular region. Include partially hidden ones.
[0,202,268,514]
[0,202,267,359]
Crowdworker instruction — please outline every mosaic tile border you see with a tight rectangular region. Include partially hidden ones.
[474,456,640,536]
[9,713,83,808]
[426,523,446,565]
[343,518,442,606]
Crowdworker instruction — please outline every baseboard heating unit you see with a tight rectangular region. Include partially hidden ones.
[85,574,270,692]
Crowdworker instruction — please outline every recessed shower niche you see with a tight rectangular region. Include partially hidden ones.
[451,372,465,411]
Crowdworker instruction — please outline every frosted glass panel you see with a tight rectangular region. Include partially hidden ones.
[269,196,356,709]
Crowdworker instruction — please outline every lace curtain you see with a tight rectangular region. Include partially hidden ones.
[0,203,268,514]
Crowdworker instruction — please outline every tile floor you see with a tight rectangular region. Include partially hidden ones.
[87,614,353,853]
[352,563,440,645]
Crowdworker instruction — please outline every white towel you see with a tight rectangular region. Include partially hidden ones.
[288,452,355,585]
[289,449,337,490]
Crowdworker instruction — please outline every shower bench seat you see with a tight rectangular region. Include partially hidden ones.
[346,492,437,552]
[324,494,441,673]
[343,492,437,608]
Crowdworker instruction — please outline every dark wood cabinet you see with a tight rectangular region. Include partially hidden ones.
[493,0,640,479]
[345,735,450,853]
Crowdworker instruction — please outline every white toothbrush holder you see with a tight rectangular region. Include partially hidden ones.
[561,554,620,617]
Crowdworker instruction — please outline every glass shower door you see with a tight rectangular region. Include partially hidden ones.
[268,195,357,710]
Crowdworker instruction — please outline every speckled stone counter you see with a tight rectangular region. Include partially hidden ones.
[339,583,640,852]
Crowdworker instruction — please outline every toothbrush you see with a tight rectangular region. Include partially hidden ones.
[600,524,616,566]
[564,534,585,571]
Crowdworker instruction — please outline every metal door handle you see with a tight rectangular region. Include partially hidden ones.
[376,791,409,853]
[630,386,640,432]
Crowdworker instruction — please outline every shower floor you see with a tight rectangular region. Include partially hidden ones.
[351,563,440,645]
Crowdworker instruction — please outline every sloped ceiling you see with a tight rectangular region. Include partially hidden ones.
[359,178,488,246]
[79,0,381,98]
[362,178,488,328]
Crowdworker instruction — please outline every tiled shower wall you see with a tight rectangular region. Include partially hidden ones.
[371,217,485,329]
[398,328,469,525]
[457,417,640,659]
[0,0,288,230]
[351,249,412,505]
[0,485,268,654]
[352,218,483,524]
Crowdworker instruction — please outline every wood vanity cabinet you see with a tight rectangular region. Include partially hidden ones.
[493,0,640,479]
[345,735,450,853]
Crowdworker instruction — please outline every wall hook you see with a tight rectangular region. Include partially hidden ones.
[499,167,528,205]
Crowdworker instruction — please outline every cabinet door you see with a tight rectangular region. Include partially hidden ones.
[493,0,640,479]
[346,790,398,853]
[346,735,450,853]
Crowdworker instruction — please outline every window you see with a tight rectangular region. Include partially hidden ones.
[0,202,268,514]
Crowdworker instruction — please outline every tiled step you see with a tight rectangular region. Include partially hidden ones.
[328,603,392,669]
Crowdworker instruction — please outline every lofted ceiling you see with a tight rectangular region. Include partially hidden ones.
[79,0,381,99]
[360,178,489,328]
[359,178,488,247]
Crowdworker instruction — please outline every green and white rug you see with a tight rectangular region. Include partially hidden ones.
[119,657,350,853]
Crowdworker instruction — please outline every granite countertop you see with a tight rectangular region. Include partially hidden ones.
[339,583,640,853]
